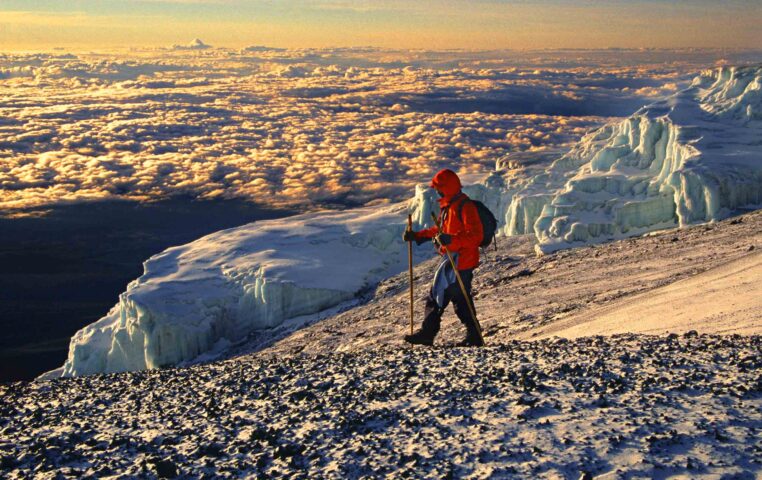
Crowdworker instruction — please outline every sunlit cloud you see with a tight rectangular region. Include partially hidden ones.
[3,47,751,214]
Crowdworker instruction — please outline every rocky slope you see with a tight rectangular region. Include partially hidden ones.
[250,209,761,358]
[1,335,760,479]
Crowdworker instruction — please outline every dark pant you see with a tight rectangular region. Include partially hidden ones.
[420,268,477,339]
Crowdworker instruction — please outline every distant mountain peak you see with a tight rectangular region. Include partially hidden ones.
[171,38,212,50]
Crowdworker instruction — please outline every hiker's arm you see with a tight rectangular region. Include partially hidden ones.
[415,225,439,241]
[449,201,483,251]
[414,226,439,245]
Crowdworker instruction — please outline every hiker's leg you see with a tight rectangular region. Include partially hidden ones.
[418,257,454,339]
[451,269,477,329]
[420,288,449,339]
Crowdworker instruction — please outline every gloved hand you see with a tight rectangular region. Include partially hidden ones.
[434,233,452,247]
[402,230,416,242]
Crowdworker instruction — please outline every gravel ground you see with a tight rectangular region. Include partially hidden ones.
[1,334,760,479]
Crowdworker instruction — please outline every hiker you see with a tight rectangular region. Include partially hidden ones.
[402,168,484,347]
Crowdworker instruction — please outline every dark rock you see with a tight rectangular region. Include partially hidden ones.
[0,455,18,469]
[274,442,304,459]
[290,389,317,402]
[515,394,538,407]
[200,442,224,457]
[150,458,179,479]
[255,454,269,469]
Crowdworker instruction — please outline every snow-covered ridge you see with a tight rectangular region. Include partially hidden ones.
[56,66,762,377]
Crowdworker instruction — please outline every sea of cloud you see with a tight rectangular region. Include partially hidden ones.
[1,45,757,213]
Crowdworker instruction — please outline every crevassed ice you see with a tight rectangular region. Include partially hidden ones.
[58,66,762,377]
[487,65,762,254]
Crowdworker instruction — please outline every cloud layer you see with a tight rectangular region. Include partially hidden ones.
[1,46,754,213]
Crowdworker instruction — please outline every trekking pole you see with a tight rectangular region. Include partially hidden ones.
[430,212,484,345]
[407,214,415,336]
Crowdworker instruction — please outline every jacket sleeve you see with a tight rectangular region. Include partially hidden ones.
[414,225,439,241]
[449,201,483,252]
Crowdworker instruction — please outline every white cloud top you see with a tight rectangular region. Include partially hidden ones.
[1,47,749,214]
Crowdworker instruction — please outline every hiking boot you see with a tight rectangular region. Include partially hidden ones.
[404,329,435,346]
[455,330,484,347]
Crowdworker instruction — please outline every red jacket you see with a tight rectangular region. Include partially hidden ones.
[415,169,483,270]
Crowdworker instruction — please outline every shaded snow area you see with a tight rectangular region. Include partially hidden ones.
[2,335,760,479]
[55,66,762,379]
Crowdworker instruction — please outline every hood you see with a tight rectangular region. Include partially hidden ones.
[430,169,462,200]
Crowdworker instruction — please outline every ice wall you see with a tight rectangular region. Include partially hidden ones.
[483,66,762,253]
[61,204,437,377]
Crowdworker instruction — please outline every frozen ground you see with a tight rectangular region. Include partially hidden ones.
[530,251,761,339]
[1,335,759,479]
[1,208,760,479]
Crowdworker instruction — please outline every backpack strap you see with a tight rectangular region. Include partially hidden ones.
[442,192,466,226]
[458,197,497,253]
[456,195,471,225]
[456,197,487,254]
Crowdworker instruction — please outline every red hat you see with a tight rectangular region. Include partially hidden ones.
[430,169,462,197]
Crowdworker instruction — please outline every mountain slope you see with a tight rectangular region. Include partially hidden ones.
[253,209,761,358]
[3,335,760,479]
[526,250,761,339]
[4,179,760,480]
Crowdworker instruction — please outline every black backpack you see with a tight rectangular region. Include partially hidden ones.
[456,197,498,250]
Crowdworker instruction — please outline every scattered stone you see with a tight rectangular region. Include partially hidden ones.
[1,334,759,478]
[149,458,178,479]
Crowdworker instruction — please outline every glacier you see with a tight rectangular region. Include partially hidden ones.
[492,66,762,254]
[59,201,441,377]
[56,66,762,377]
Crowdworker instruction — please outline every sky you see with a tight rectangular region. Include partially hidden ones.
[1,0,761,51]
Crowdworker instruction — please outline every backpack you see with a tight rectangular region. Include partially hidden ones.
[456,197,498,250]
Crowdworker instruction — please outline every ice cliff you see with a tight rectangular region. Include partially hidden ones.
[489,66,762,253]
[57,66,762,377]
[59,204,438,377]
